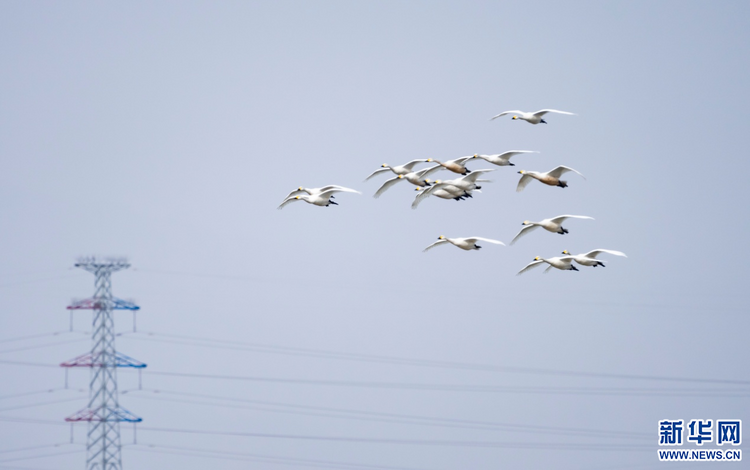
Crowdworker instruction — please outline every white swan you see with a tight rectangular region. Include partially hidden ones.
[510,215,594,245]
[411,185,478,209]
[282,185,352,200]
[473,150,538,167]
[490,109,576,125]
[430,156,475,175]
[516,256,578,275]
[423,236,505,252]
[517,166,585,192]
[411,170,493,208]
[561,249,627,267]
[373,164,443,198]
[277,187,360,209]
[430,168,495,193]
[364,159,431,181]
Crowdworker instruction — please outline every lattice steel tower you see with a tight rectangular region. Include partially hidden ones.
[61,258,145,470]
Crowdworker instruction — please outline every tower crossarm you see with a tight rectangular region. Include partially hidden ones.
[67,297,140,311]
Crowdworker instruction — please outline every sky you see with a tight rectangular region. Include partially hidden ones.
[0,1,748,469]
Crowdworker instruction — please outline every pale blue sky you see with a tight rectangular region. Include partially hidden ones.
[0,2,748,469]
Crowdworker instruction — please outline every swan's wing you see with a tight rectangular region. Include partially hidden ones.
[277,196,301,210]
[516,174,533,192]
[411,183,450,209]
[490,110,523,120]
[547,165,585,180]
[543,265,554,273]
[401,159,430,171]
[323,186,361,195]
[583,249,627,259]
[516,260,545,276]
[498,150,538,162]
[283,188,305,199]
[411,193,427,210]
[314,189,339,202]
[415,164,444,179]
[364,168,390,181]
[438,183,464,195]
[423,239,450,252]
[373,176,404,198]
[465,237,505,246]
[448,155,474,166]
[533,109,577,117]
[510,225,539,245]
[548,214,595,224]
[411,185,436,209]
[460,168,495,183]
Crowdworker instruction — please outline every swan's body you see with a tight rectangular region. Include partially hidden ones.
[277,187,360,209]
[562,249,627,267]
[431,168,495,193]
[423,235,505,252]
[365,159,431,181]
[431,156,474,175]
[517,166,585,192]
[373,165,442,198]
[413,171,492,208]
[510,215,594,245]
[411,185,477,209]
[490,109,576,125]
[516,256,578,275]
[473,150,537,167]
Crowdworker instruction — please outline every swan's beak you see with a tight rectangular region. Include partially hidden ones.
[512,116,517,120]
[518,170,524,174]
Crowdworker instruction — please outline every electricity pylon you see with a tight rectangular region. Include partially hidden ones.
[61,258,145,470]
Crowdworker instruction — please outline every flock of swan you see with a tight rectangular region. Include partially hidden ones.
[278,108,627,275]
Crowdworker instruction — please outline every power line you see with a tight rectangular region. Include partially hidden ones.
[0,338,90,355]
[131,268,266,282]
[133,426,653,451]
[120,388,651,440]
[0,465,60,470]
[0,274,86,290]
[2,358,746,396]
[0,360,59,369]
[0,449,83,464]
[0,331,84,345]
[0,416,68,427]
[0,397,85,413]
[128,443,432,470]
[0,444,72,456]
[0,268,76,280]
[141,370,750,396]
[123,331,750,385]
[0,389,66,402]
[0,416,652,452]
